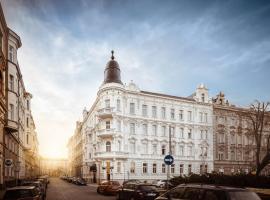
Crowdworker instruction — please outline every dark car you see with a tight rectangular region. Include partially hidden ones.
[75,177,87,185]
[97,181,121,195]
[155,184,261,200]
[3,186,42,200]
[117,183,159,200]
[21,181,46,200]
[122,179,142,186]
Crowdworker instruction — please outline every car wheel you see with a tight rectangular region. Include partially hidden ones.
[97,188,100,194]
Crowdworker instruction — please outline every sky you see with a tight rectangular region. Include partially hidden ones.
[1,0,270,158]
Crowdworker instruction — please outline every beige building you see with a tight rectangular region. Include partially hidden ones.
[0,3,8,189]
[40,158,68,177]
[213,92,270,175]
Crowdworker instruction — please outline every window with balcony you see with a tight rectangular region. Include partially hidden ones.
[171,164,175,173]
[162,164,166,173]
[9,45,14,62]
[218,152,224,160]
[152,163,157,173]
[130,103,135,114]
[130,161,135,173]
[142,124,148,135]
[143,163,147,173]
[152,106,157,118]
[161,145,166,155]
[152,125,157,136]
[171,109,175,120]
[105,121,110,130]
[188,129,192,139]
[117,99,121,111]
[180,164,184,175]
[9,104,14,120]
[142,104,148,117]
[130,123,135,134]
[179,110,183,120]
[117,162,121,173]
[106,141,111,152]
[9,75,14,91]
[105,99,110,108]
[161,107,166,119]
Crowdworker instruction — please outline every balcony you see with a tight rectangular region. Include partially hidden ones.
[94,151,128,159]
[97,107,114,119]
[96,128,116,138]
[5,119,18,133]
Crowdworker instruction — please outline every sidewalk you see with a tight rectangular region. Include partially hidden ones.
[87,183,98,188]
[0,190,5,200]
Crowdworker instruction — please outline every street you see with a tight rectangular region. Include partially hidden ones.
[46,178,115,200]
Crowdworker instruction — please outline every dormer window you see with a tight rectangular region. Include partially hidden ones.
[201,93,205,102]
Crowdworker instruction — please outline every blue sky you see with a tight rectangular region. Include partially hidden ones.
[2,0,270,158]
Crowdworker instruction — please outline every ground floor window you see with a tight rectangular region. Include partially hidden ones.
[143,163,147,173]
[188,164,192,174]
[130,162,135,173]
[180,164,184,175]
[171,164,175,174]
[162,164,166,173]
[153,163,157,173]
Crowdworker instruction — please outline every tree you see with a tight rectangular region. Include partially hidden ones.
[248,101,270,176]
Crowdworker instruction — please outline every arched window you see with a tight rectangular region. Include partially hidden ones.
[106,141,111,152]
[161,145,166,155]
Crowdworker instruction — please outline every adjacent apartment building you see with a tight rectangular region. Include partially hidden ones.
[68,52,214,183]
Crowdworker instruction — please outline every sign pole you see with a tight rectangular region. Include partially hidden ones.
[167,126,171,190]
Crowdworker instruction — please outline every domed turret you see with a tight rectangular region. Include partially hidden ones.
[103,50,123,85]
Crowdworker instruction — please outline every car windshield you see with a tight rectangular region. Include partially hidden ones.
[4,189,33,198]
[139,185,157,191]
[229,191,261,200]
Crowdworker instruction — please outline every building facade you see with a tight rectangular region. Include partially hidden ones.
[40,158,68,177]
[69,52,214,183]
[213,92,270,175]
[0,3,8,189]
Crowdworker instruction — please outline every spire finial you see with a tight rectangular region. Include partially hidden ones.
[111,50,114,60]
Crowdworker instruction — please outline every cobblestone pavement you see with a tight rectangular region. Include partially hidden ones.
[46,177,115,200]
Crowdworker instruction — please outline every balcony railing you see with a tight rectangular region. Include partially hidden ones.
[96,128,116,137]
[97,107,114,118]
[94,151,128,159]
[5,119,18,132]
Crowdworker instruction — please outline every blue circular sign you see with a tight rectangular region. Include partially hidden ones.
[164,155,174,165]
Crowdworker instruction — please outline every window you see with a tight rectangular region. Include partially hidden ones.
[237,150,242,160]
[188,129,192,139]
[218,152,224,160]
[199,112,203,122]
[105,99,110,108]
[118,141,121,151]
[179,146,184,156]
[142,105,148,116]
[152,144,157,155]
[200,130,203,139]
[152,106,157,118]
[188,164,192,174]
[161,145,166,155]
[89,153,91,159]
[219,133,225,143]
[162,126,166,136]
[27,100,30,110]
[162,164,166,173]
[180,164,184,175]
[170,127,175,137]
[117,162,121,173]
[188,111,192,121]
[201,93,205,102]
[179,110,183,120]
[130,142,135,153]
[130,123,135,134]
[142,143,148,154]
[204,113,208,123]
[130,103,135,114]
[9,75,14,91]
[130,162,135,173]
[188,146,192,156]
[117,99,121,111]
[9,104,14,120]
[231,151,235,160]
[26,134,29,144]
[142,124,148,135]
[143,163,147,173]
[170,109,175,120]
[205,130,208,139]
[106,141,111,152]
[117,120,121,131]
[171,164,175,173]
[26,117,29,128]
[161,107,166,119]
[180,128,184,138]
[105,121,110,130]
[152,125,157,136]
[152,163,157,173]
[230,134,235,145]
[9,45,14,62]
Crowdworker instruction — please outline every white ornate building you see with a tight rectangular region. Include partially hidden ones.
[71,51,214,183]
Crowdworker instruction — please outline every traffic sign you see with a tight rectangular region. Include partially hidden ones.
[5,159,13,167]
[164,155,174,165]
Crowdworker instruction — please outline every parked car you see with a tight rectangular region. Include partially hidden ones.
[155,184,262,200]
[117,183,159,200]
[97,180,121,195]
[71,177,78,184]
[122,179,142,186]
[154,180,173,188]
[3,186,42,200]
[21,181,46,200]
[75,177,87,185]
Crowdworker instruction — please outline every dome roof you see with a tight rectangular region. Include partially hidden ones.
[103,51,123,84]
